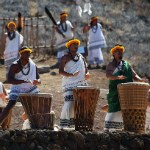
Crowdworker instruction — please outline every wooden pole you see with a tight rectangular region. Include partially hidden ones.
[36,16,39,57]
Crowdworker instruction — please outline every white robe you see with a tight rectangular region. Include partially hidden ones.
[9,59,38,101]
[88,23,107,65]
[4,31,23,69]
[60,54,88,128]
[62,54,87,91]
[55,20,74,59]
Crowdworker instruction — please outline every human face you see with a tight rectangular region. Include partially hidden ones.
[60,16,67,23]
[69,43,78,53]
[91,19,98,26]
[8,24,16,32]
[20,51,31,62]
[113,50,123,61]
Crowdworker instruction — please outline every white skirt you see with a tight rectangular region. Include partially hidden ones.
[104,111,124,130]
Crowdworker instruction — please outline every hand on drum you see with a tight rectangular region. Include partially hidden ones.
[26,79,41,85]
[101,104,108,112]
[83,24,90,33]
[85,72,90,80]
[118,75,126,80]
[32,79,41,85]
[21,112,27,121]
[0,93,6,100]
[140,78,149,83]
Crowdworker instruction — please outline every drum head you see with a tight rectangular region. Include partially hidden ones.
[19,93,53,98]
[74,86,99,90]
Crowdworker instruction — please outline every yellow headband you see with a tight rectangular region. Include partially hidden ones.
[7,22,16,28]
[66,39,80,48]
[110,45,125,55]
[60,13,68,17]
[91,16,99,22]
[19,48,32,54]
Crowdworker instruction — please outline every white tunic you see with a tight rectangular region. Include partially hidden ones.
[55,20,74,47]
[88,23,106,49]
[9,59,38,100]
[87,23,107,65]
[62,53,87,91]
[4,31,23,62]
[55,20,74,59]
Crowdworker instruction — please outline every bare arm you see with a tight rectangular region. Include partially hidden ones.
[71,22,77,32]
[2,85,7,96]
[106,63,126,80]
[82,57,90,80]
[131,67,145,82]
[7,64,28,84]
[59,55,79,77]
[83,24,90,33]
[32,67,41,85]
[0,84,7,100]
[71,27,75,32]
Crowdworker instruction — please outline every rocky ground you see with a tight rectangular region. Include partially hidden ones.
[0,56,109,131]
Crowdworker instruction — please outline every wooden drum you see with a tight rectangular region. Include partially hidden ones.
[19,93,53,129]
[118,82,149,133]
[73,86,100,131]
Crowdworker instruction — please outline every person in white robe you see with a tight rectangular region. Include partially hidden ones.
[83,0,92,15]
[51,12,76,69]
[83,16,107,69]
[59,39,90,129]
[0,47,41,127]
[1,22,23,73]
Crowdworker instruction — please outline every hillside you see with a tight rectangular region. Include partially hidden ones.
[0,0,149,77]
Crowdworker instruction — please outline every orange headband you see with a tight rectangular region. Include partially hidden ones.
[91,16,99,22]
[110,45,125,55]
[60,13,68,17]
[66,39,80,48]
[7,22,16,28]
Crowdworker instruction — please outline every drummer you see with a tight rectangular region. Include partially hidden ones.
[104,44,146,130]
[59,39,90,129]
[0,81,12,129]
[0,46,41,128]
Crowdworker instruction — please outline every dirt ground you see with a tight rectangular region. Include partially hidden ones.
[0,56,109,131]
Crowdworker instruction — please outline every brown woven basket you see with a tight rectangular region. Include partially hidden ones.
[118,82,149,110]
[122,109,146,133]
[118,82,149,133]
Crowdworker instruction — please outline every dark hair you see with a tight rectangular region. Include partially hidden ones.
[20,46,29,51]
[115,44,123,46]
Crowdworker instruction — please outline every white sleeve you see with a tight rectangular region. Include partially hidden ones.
[20,34,24,44]
[0,82,3,94]
[67,21,73,29]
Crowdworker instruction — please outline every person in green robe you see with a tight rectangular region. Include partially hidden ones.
[104,44,145,130]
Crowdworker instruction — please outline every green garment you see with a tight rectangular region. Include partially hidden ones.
[108,60,133,112]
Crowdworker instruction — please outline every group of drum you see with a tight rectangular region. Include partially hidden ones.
[0,82,150,133]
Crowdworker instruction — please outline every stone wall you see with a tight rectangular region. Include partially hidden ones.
[0,130,150,150]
